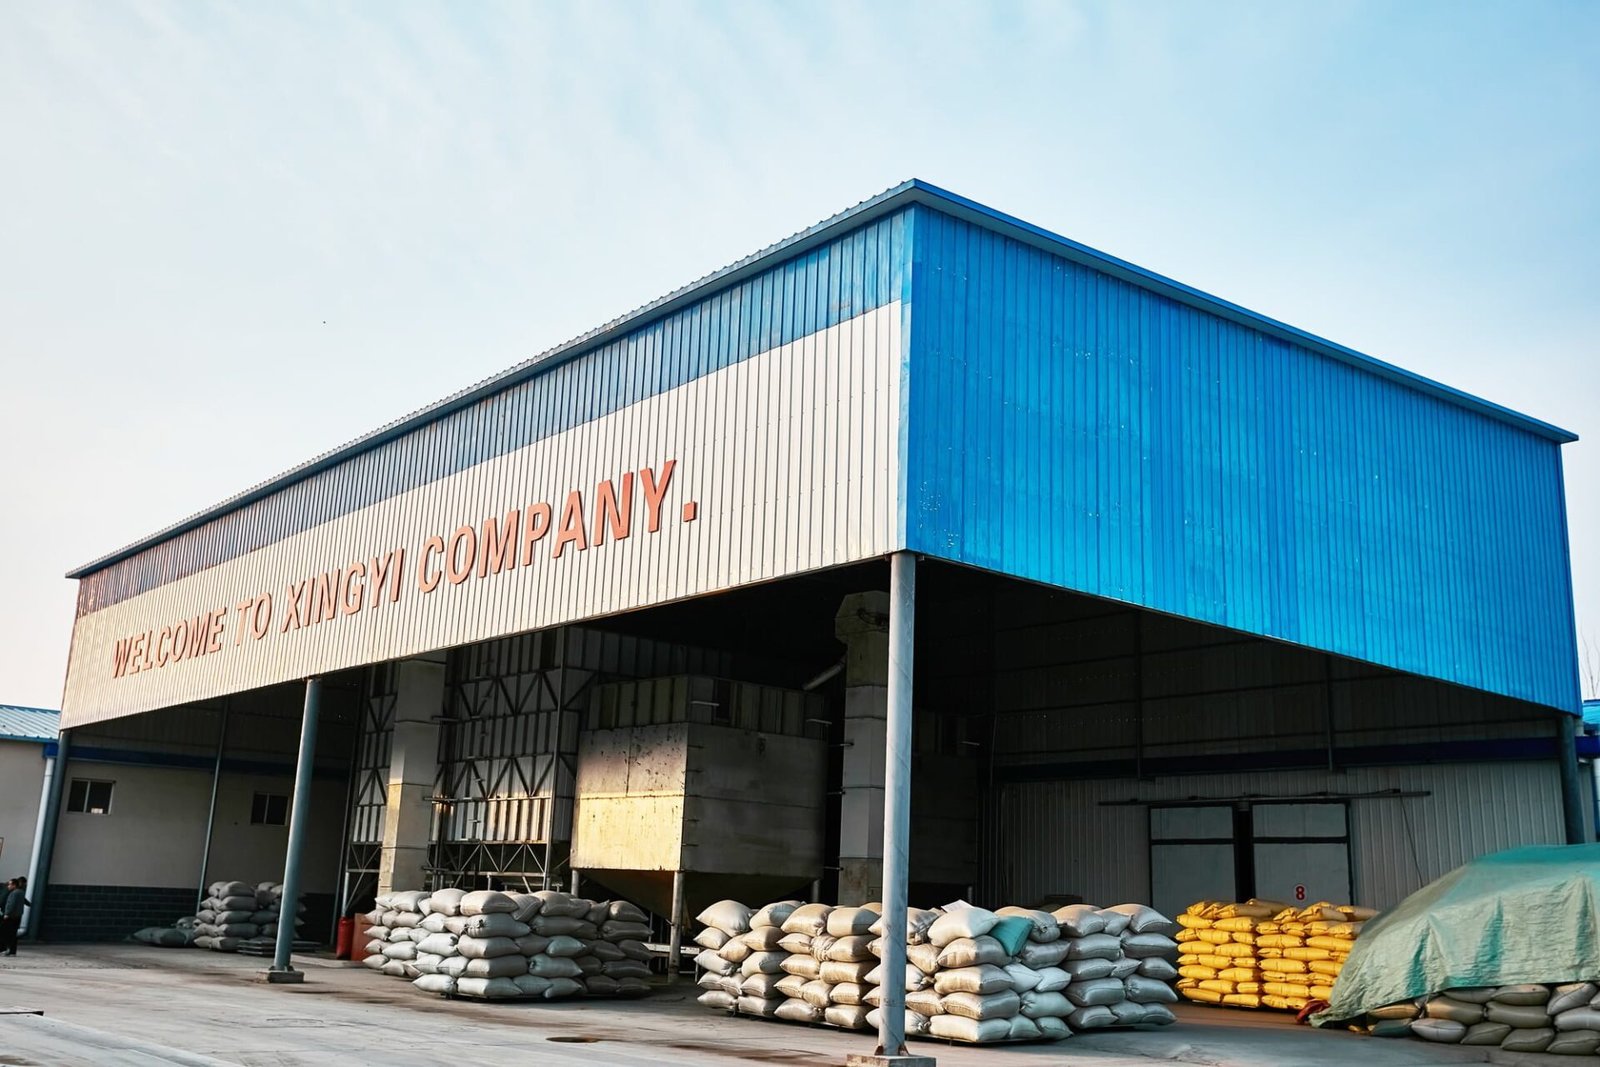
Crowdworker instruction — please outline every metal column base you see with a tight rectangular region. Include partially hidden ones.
[257,968,305,984]
[845,1055,935,1067]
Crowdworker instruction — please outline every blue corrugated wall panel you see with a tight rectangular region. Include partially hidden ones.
[78,210,911,616]
[904,206,1579,713]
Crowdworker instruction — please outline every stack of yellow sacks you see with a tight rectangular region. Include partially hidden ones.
[1174,899,1376,1013]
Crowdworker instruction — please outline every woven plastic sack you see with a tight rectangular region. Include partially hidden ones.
[781,903,832,937]
[1068,1004,1115,1029]
[941,990,1021,1021]
[831,982,866,1006]
[1103,903,1177,936]
[825,1004,871,1030]
[928,907,999,947]
[1053,904,1107,937]
[775,999,823,1023]
[929,1014,1010,1043]
[747,900,799,930]
[933,964,1011,995]
[1004,963,1042,991]
[996,907,1060,943]
[736,995,783,1017]
[694,927,729,951]
[1017,941,1071,968]
[1066,977,1126,1007]
[1409,1019,1465,1043]
[462,955,527,979]
[937,936,1006,969]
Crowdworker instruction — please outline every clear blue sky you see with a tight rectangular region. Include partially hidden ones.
[2,1,1596,707]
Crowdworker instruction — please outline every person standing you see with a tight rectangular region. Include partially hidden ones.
[1,877,28,956]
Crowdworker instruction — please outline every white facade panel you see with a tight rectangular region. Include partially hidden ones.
[0,739,48,885]
[63,305,903,727]
[49,759,343,892]
[991,761,1584,912]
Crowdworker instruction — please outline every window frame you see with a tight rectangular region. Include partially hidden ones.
[67,778,115,815]
[250,791,290,826]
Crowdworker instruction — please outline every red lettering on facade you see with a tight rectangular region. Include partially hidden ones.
[341,562,365,615]
[281,581,307,632]
[641,461,675,533]
[593,474,634,546]
[418,536,445,593]
[521,503,552,565]
[479,510,520,577]
[553,490,589,558]
[446,525,477,585]
[207,609,225,653]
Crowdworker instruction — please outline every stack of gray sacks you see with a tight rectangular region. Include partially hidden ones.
[694,899,1180,1043]
[1375,983,1600,1055]
[361,888,654,1000]
[192,880,302,951]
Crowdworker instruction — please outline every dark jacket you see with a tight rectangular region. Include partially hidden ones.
[2,889,27,919]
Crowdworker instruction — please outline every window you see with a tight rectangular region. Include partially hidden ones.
[251,792,289,826]
[67,779,114,815]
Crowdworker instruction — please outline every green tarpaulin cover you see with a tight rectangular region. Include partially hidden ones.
[1316,844,1600,1025]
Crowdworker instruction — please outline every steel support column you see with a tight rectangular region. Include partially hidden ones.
[1558,712,1586,845]
[268,678,322,980]
[26,728,72,942]
[873,552,917,1059]
[667,868,685,983]
[196,705,230,911]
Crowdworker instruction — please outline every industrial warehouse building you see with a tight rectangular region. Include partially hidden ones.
[37,181,1587,949]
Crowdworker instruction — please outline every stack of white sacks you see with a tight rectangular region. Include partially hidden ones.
[362,888,654,1000]
[192,880,302,951]
[694,899,1180,1043]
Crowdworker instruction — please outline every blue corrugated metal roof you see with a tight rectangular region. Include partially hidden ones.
[1584,699,1600,729]
[66,180,1575,582]
[0,705,60,744]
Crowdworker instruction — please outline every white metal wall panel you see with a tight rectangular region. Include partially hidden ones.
[991,761,1582,911]
[62,305,902,727]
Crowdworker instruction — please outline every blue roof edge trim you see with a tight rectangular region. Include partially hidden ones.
[66,179,1577,579]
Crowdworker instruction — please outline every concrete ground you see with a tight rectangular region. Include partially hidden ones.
[0,945,1565,1067]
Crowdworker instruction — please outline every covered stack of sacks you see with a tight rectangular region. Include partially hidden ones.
[1367,983,1600,1055]
[131,915,199,947]
[192,880,303,951]
[694,899,1180,1044]
[361,888,655,1000]
[1175,899,1375,1012]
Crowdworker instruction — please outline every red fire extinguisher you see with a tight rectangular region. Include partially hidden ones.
[336,916,356,960]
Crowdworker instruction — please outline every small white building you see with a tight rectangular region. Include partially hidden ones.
[0,705,60,897]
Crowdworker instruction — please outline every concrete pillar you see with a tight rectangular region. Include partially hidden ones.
[379,656,445,894]
[835,591,890,904]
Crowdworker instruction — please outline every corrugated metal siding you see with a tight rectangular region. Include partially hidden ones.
[989,762,1582,911]
[63,298,905,727]
[77,212,910,617]
[905,205,1579,713]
